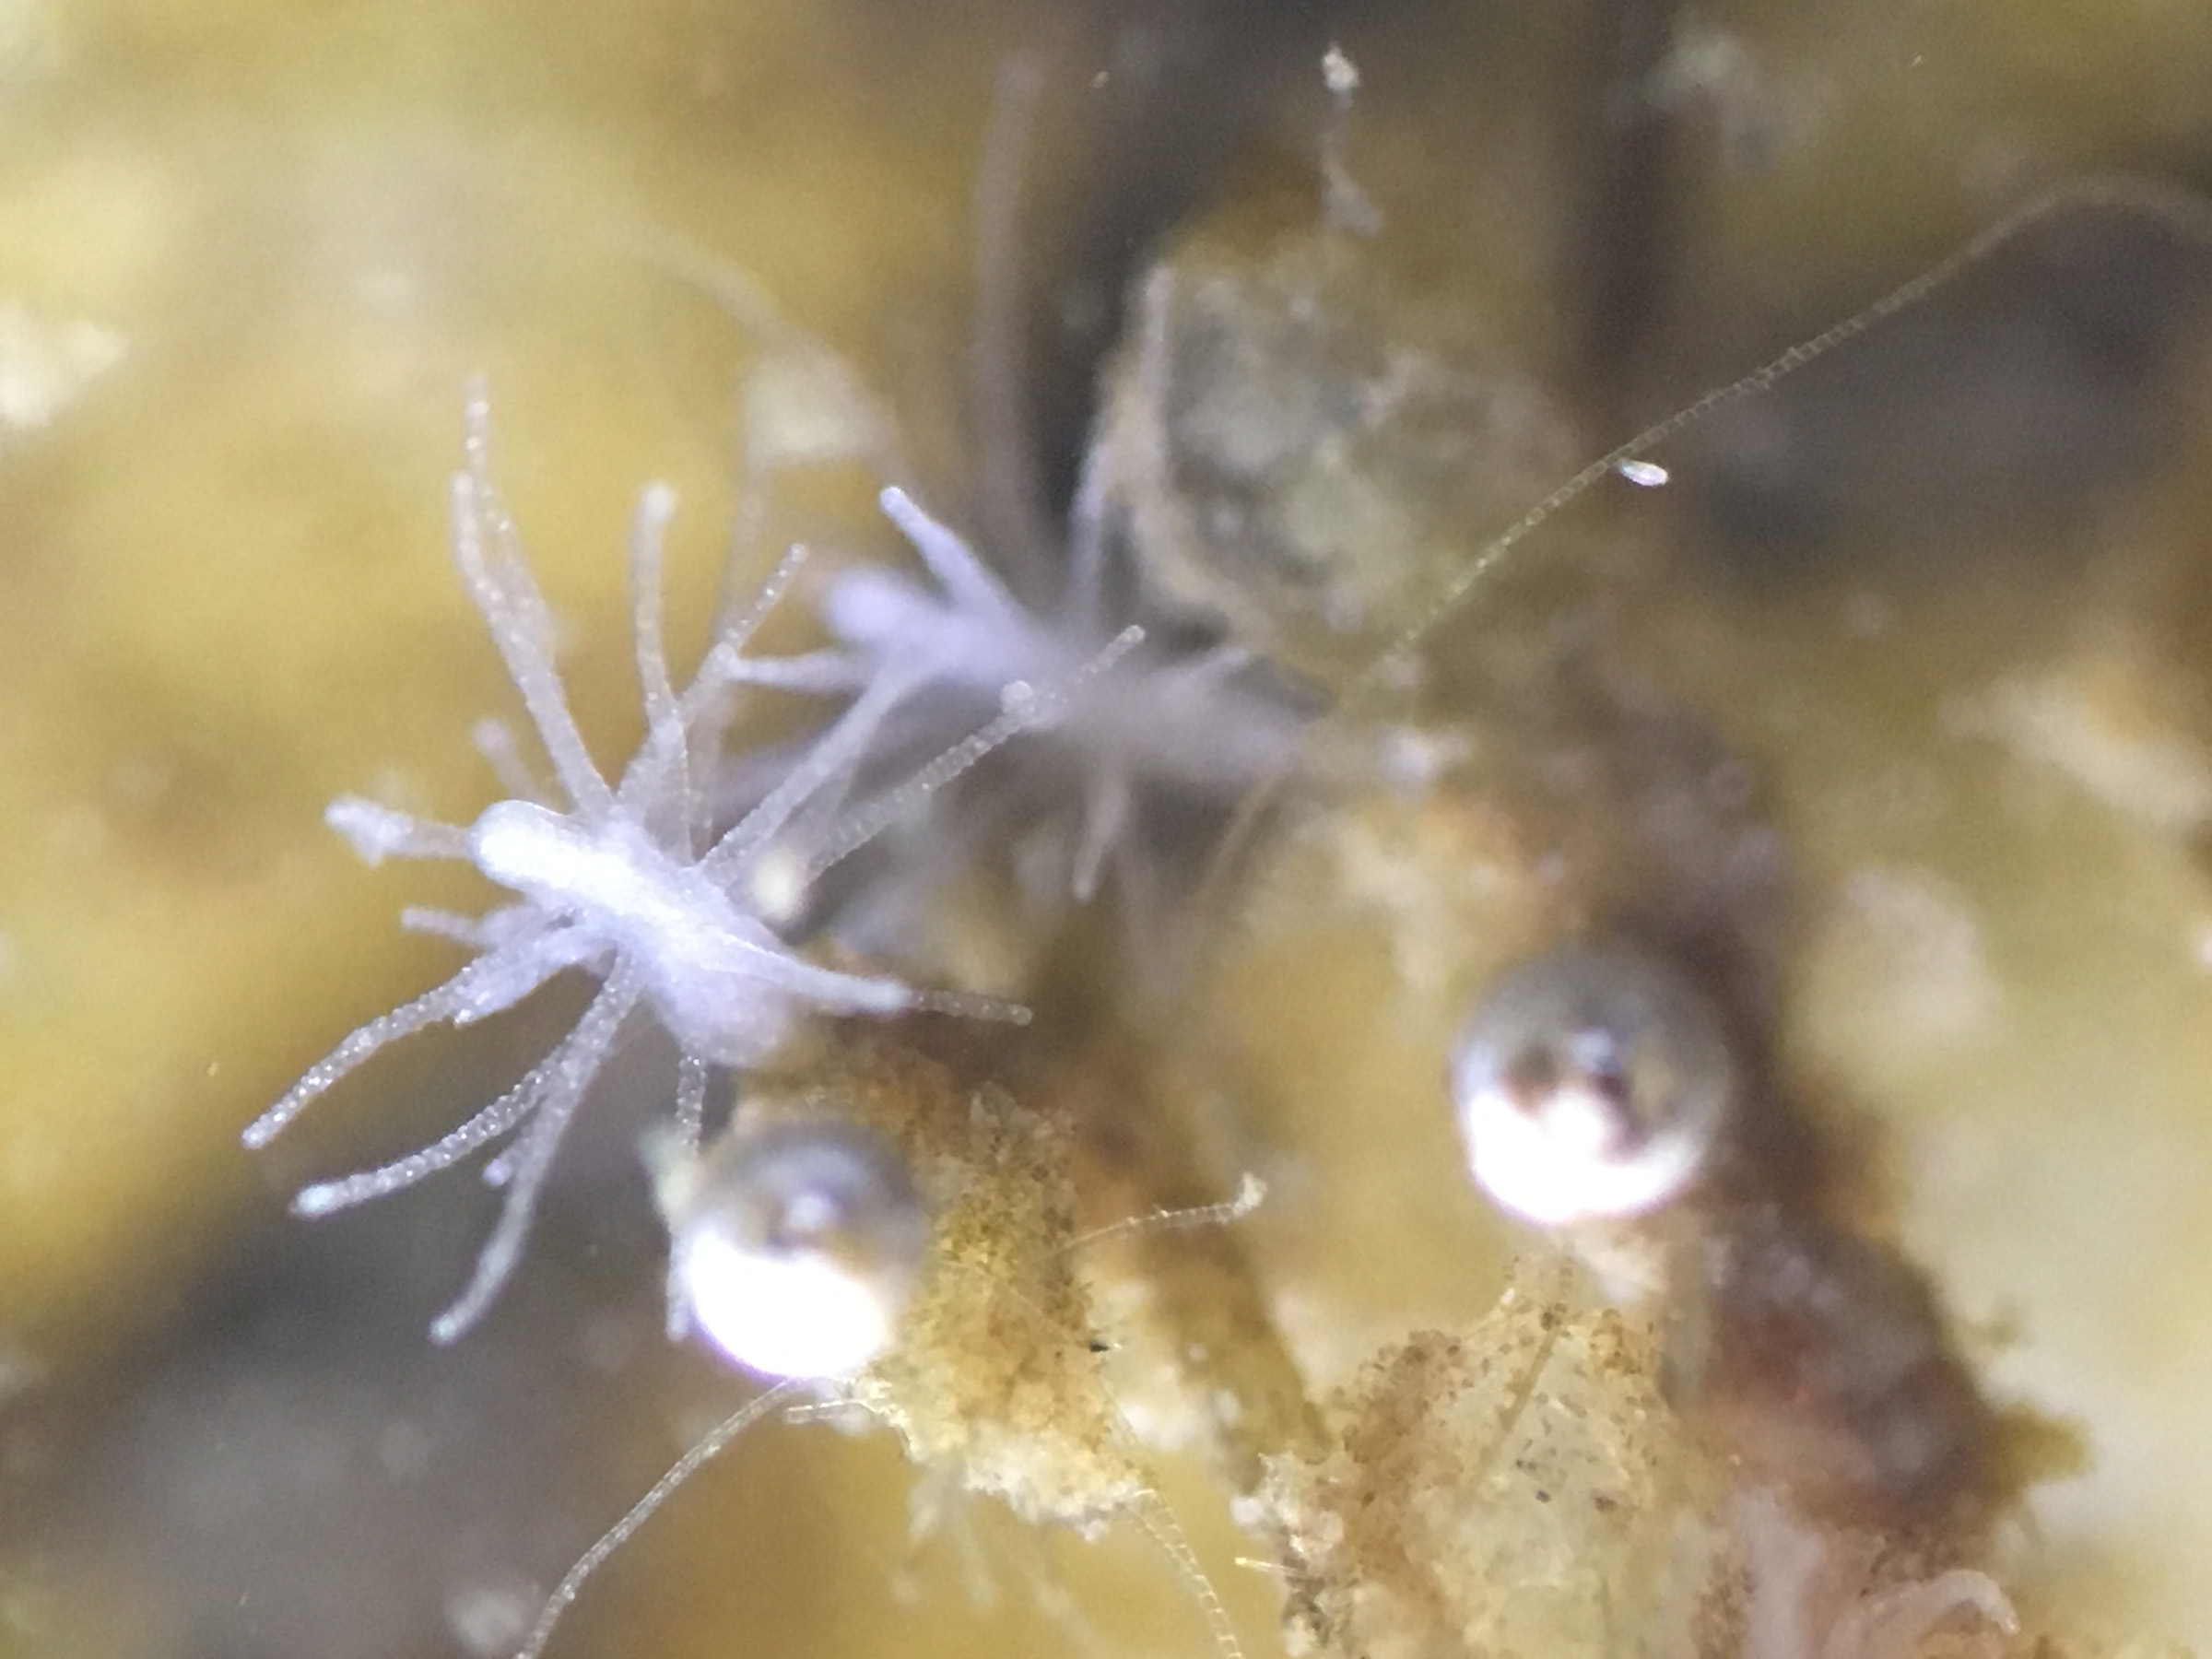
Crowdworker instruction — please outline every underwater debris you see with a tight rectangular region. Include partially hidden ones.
[1262,1261,2025,1659]
[1096,209,1585,684]
[980,174,2212,1659]
[516,1038,1251,1659]
[1668,1200,2011,1535]
[1194,184,2212,1659]
[1730,1488,2018,1659]
[206,167,2212,1659]
[512,1108,936,1659]
[1264,1275,1733,1659]
[242,393,1069,1346]
[1422,920,2026,1659]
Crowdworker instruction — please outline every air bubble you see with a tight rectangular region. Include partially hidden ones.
[654,1116,929,1381]
[1449,942,1733,1228]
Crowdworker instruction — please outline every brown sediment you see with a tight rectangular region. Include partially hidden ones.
[1054,1029,1330,1491]
[751,1030,1152,1530]
[1670,1198,2010,1536]
[901,989,1329,1497]
[1265,1277,1735,1659]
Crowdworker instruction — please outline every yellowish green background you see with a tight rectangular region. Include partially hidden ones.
[4,2,2212,1656]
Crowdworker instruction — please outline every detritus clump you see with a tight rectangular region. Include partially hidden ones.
[1264,1272,1733,1659]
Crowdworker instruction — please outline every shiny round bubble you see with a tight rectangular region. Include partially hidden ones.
[1450,943,1734,1228]
[658,1117,930,1382]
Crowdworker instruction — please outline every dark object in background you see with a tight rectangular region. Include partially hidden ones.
[1679,195,2212,571]
[1565,0,1688,408]
[1669,1198,2006,1532]
[0,1135,689,1659]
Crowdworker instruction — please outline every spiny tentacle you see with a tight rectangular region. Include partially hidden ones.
[472,717,547,802]
[1357,174,2212,700]
[968,51,1053,582]
[693,645,870,697]
[703,665,914,879]
[429,966,644,1345]
[512,1380,806,1659]
[798,624,1145,885]
[673,1053,710,1155]
[399,907,495,947]
[242,930,571,1149]
[1128,1489,1247,1659]
[1063,440,1115,641]
[903,984,1030,1025]
[877,486,1031,634]
[710,541,812,662]
[400,901,543,953]
[325,797,473,865]
[451,393,617,818]
[629,482,683,746]
[1071,770,1134,905]
[619,482,695,852]
[290,982,642,1218]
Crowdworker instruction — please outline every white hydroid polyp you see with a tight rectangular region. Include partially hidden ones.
[815,482,1310,912]
[245,390,1039,1345]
